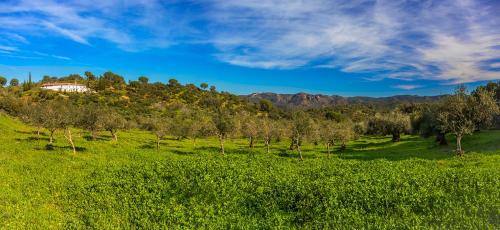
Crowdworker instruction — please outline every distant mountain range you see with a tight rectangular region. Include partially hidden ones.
[244,92,445,108]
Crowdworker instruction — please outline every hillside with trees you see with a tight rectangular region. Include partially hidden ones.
[0,72,499,228]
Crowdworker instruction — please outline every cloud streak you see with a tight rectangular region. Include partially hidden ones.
[204,0,500,83]
[0,0,498,84]
[393,85,422,90]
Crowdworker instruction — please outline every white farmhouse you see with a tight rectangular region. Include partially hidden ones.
[41,83,89,93]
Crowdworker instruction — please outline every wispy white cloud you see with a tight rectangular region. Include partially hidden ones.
[0,0,498,84]
[203,0,500,83]
[0,45,18,52]
[393,84,422,90]
[33,51,71,61]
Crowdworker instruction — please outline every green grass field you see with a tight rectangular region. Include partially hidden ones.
[0,113,499,229]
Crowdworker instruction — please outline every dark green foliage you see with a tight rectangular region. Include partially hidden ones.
[0,76,6,87]
[200,82,208,90]
[367,112,411,142]
[258,99,273,112]
[9,78,19,87]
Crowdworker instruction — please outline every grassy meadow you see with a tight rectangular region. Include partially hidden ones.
[0,113,499,228]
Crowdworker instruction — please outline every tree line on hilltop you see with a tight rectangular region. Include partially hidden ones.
[0,72,499,157]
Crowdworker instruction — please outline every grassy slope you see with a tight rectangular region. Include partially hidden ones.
[0,113,499,229]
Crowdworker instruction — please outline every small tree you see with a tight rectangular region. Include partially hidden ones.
[332,121,355,151]
[138,76,149,85]
[258,117,280,153]
[289,111,314,160]
[0,76,6,87]
[78,104,105,140]
[318,120,337,155]
[367,112,411,142]
[59,103,78,154]
[20,103,45,140]
[143,115,171,150]
[212,109,235,155]
[39,100,78,153]
[10,78,19,87]
[200,83,208,90]
[40,101,63,144]
[240,113,259,148]
[437,86,499,155]
[188,112,214,147]
[102,109,128,142]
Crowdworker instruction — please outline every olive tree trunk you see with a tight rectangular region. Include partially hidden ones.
[111,130,118,142]
[156,135,160,151]
[392,132,401,142]
[64,128,76,154]
[295,138,303,161]
[219,135,225,155]
[456,134,463,156]
[49,130,55,144]
[264,138,270,153]
[249,136,254,148]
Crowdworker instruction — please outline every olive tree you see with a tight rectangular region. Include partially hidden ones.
[0,76,6,87]
[187,112,214,147]
[258,117,280,153]
[20,103,45,140]
[102,109,128,142]
[78,104,105,140]
[318,120,336,154]
[332,121,355,151]
[437,86,499,155]
[212,109,235,155]
[367,112,411,142]
[39,101,64,144]
[142,115,171,150]
[240,112,259,148]
[39,100,78,153]
[289,111,314,160]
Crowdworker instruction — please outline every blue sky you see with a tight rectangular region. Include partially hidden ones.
[0,0,499,96]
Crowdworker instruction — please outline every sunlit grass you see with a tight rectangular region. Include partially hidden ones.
[0,113,499,228]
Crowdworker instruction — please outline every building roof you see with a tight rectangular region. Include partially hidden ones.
[41,82,87,87]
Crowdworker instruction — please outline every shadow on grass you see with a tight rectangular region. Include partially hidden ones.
[170,149,196,155]
[83,135,110,141]
[15,130,45,135]
[338,136,453,161]
[15,136,50,142]
[194,146,220,153]
[37,144,87,152]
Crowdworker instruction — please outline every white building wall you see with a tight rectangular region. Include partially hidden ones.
[41,84,89,93]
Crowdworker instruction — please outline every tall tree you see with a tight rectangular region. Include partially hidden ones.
[437,86,500,155]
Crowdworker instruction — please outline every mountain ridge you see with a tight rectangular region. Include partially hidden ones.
[243,92,445,108]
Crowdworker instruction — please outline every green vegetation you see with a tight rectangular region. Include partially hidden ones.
[0,73,499,228]
[0,114,499,228]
